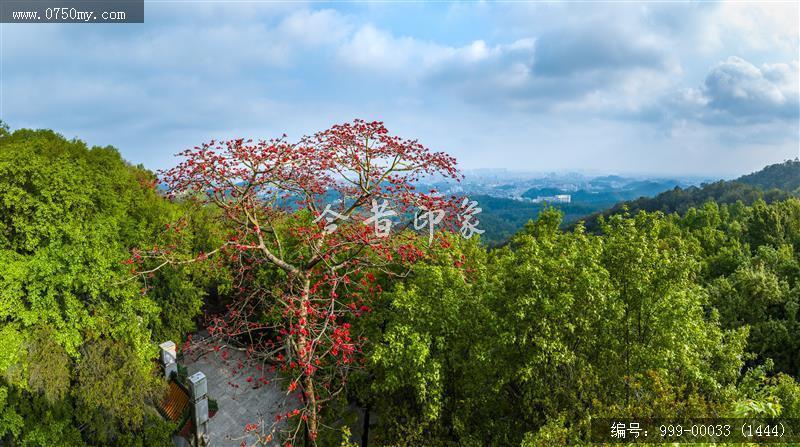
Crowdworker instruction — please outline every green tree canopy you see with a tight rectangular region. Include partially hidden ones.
[0,128,222,445]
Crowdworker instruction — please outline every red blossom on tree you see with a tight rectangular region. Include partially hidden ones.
[136,120,462,445]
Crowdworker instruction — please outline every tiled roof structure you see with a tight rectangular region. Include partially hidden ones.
[158,380,190,422]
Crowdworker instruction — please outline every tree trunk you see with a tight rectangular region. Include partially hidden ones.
[303,373,318,438]
[297,273,319,442]
[361,403,371,447]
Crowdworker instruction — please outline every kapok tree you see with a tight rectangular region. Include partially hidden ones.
[142,120,462,445]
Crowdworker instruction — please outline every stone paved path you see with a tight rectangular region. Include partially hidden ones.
[182,341,293,447]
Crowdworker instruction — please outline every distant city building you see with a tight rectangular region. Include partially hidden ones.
[532,194,571,204]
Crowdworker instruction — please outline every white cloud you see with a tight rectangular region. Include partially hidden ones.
[3,2,798,176]
[336,24,457,76]
[276,8,352,47]
[676,56,800,123]
[712,2,799,52]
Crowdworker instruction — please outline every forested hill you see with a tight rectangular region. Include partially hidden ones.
[578,159,800,231]
[737,159,800,191]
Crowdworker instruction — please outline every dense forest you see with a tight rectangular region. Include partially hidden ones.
[1,125,799,446]
[355,201,800,445]
[0,126,228,446]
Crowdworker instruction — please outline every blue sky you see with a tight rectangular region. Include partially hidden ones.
[2,1,798,176]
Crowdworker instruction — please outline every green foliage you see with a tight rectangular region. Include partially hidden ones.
[337,427,359,447]
[15,410,86,447]
[361,233,489,445]
[0,325,26,387]
[113,410,176,447]
[520,417,569,447]
[26,325,70,403]
[737,159,800,192]
[674,199,800,376]
[363,202,800,445]
[74,338,163,442]
[0,128,222,445]
[0,386,23,439]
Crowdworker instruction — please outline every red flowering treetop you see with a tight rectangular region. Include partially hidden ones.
[147,120,462,445]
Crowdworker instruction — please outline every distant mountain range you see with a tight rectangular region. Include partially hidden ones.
[164,160,799,246]
[449,160,799,245]
[522,179,685,204]
[578,159,800,232]
[415,171,704,244]
[464,175,700,245]
[431,170,703,201]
